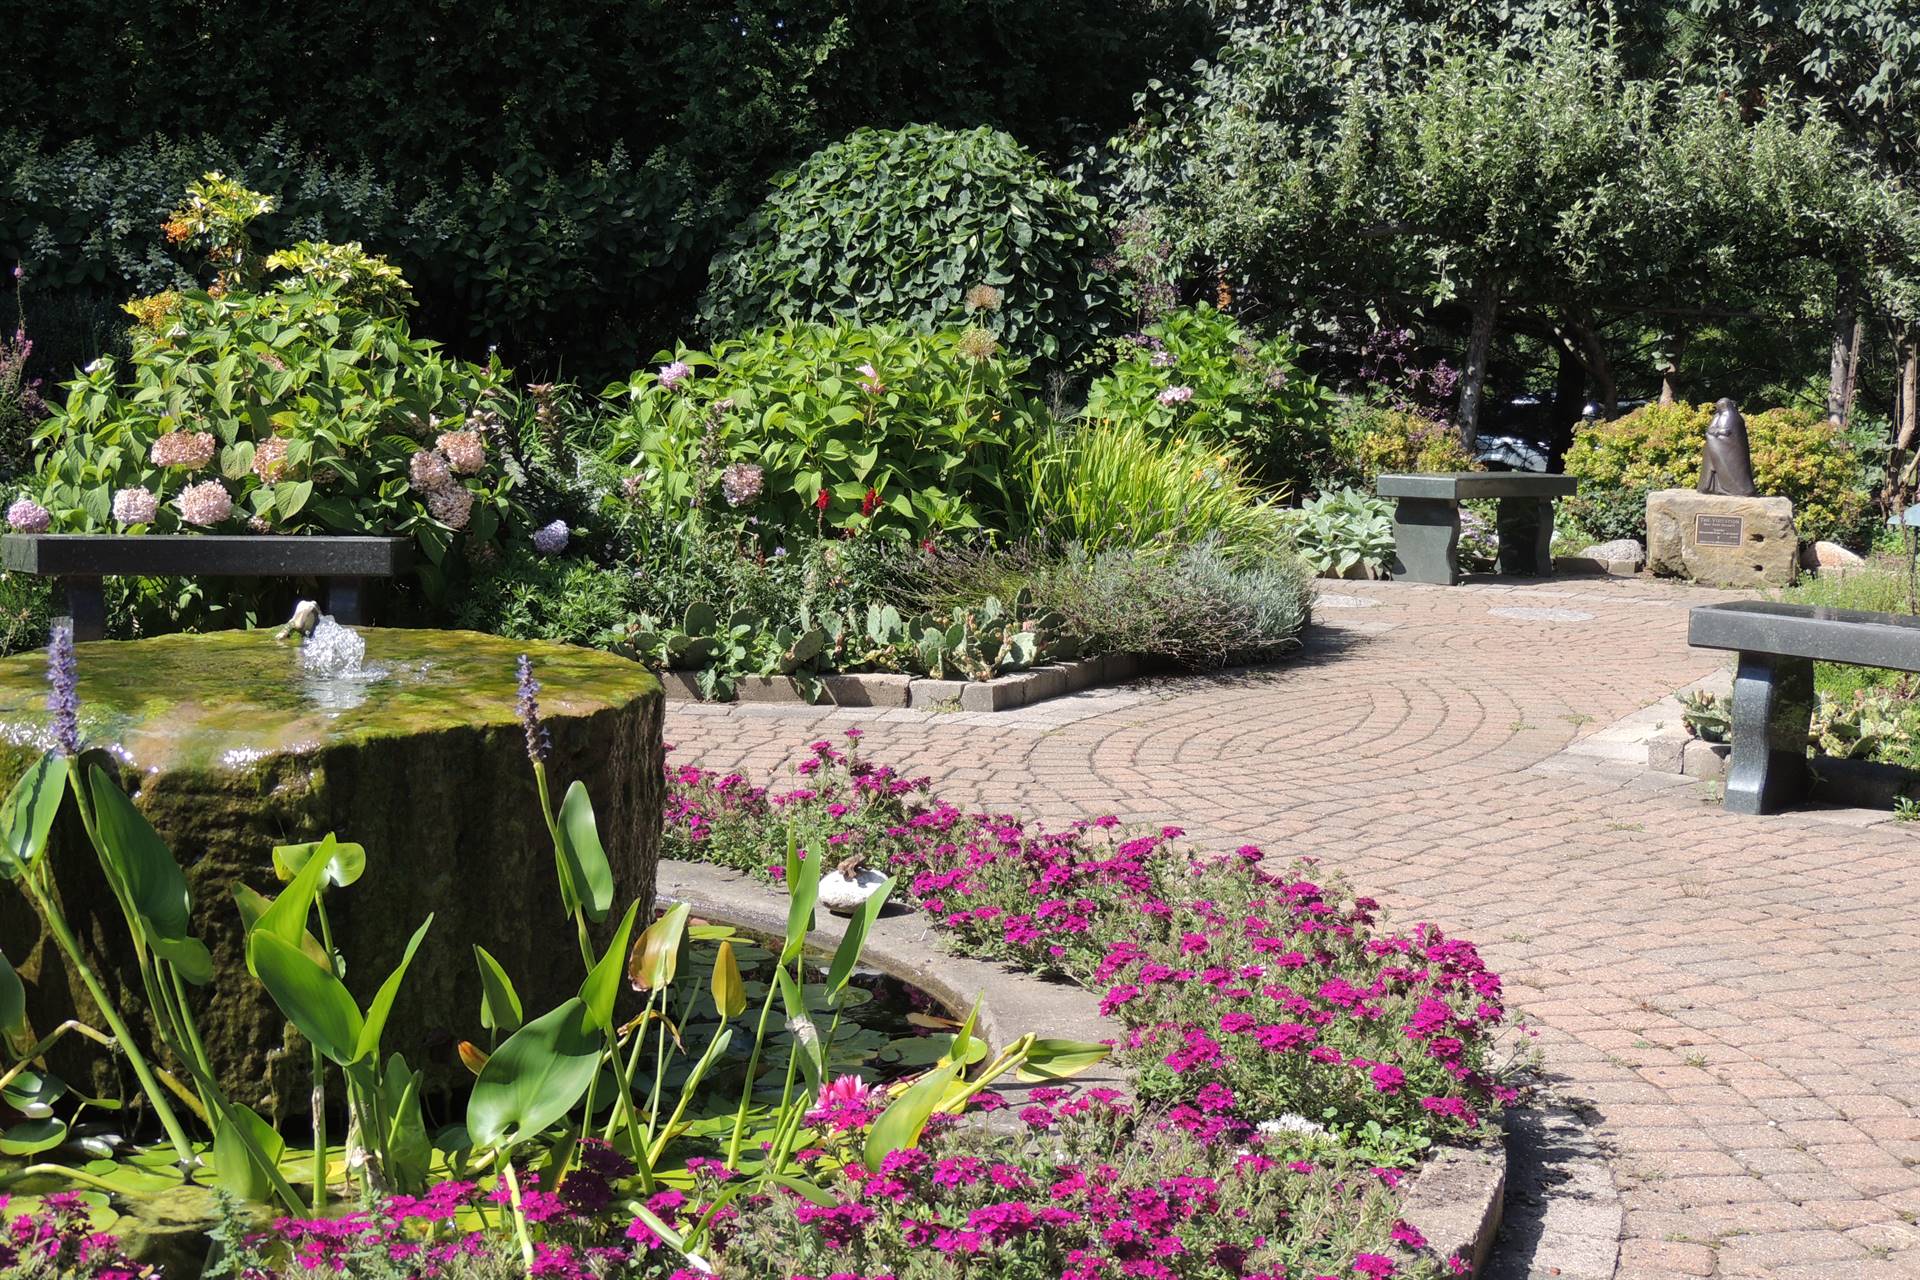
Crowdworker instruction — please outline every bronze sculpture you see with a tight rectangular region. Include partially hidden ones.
[1698,398,1758,498]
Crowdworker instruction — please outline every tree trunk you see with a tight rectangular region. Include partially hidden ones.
[1566,317,1616,419]
[1898,333,1920,452]
[1553,339,1587,428]
[1457,290,1499,448]
[1659,330,1688,407]
[1828,270,1859,424]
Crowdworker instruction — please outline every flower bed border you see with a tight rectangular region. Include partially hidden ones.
[655,858,1508,1275]
[654,653,1143,712]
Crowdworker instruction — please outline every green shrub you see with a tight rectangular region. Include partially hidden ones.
[1324,397,1472,488]
[601,321,1038,542]
[700,126,1117,364]
[1280,487,1396,578]
[1083,304,1330,493]
[451,548,641,646]
[1563,401,1873,546]
[27,284,518,602]
[1017,419,1291,560]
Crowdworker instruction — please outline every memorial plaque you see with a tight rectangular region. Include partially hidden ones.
[1695,513,1744,547]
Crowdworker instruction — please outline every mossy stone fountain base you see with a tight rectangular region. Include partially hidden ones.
[0,628,662,1110]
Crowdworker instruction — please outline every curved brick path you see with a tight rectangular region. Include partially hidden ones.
[664,577,1920,1279]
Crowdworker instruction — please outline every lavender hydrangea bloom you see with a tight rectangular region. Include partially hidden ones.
[658,360,691,391]
[112,486,160,526]
[1157,385,1194,406]
[515,654,551,763]
[46,620,79,756]
[177,480,233,527]
[531,520,569,555]
[7,498,51,533]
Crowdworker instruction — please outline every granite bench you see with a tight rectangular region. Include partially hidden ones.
[1688,600,1920,814]
[1375,472,1579,585]
[1,533,411,640]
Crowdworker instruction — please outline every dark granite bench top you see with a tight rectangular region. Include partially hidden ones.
[1,533,411,578]
[1689,600,1920,673]
[1376,472,1579,501]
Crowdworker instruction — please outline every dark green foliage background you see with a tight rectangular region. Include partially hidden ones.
[1,1,1206,378]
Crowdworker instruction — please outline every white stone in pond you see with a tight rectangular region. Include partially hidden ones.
[1257,1113,1329,1138]
[1579,538,1645,567]
[819,867,889,915]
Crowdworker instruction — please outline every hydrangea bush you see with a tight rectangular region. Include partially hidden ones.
[23,286,520,598]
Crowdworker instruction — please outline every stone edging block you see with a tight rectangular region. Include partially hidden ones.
[658,656,1132,713]
[1399,1144,1507,1278]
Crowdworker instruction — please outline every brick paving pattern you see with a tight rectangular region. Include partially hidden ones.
[664,576,1920,1279]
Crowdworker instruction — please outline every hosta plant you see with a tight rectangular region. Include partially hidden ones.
[1282,488,1396,579]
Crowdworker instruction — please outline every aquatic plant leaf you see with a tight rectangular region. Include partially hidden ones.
[775,967,825,1096]
[1,1069,65,1117]
[250,931,363,1065]
[244,830,336,976]
[0,946,23,1037]
[0,752,67,876]
[380,1054,432,1192]
[1014,1038,1112,1082]
[948,994,981,1069]
[271,837,366,887]
[232,884,330,970]
[628,901,688,995]
[0,1116,67,1155]
[710,941,746,1020]
[862,1062,961,1172]
[581,899,640,1031]
[555,781,614,923]
[86,765,196,945]
[781,829,821,963]
[467,996,600,1150]
[825,875,895,1002]
[211,1102,285,1202]
[354,915,433,1063]
[474,945,522,1035]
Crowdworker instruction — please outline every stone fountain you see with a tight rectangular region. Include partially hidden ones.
[0,624,662,1109]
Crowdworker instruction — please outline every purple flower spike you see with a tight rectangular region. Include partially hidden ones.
[47,620,79,756]
[516,654,551,763]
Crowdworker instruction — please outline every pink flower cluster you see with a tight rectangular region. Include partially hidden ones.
[1,1192,156,1278]
[662,735,1514,1144]
[150,429,216,470]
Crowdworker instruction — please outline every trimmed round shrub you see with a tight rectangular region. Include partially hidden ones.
[1563,401,1873,546]
[700,125,1117,363]
[1082,303,1331,494]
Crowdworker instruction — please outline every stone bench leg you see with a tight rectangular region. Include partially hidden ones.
[59,576,107,642]
[325,576,369,625]
[1723,651,1814,815]
[1390,498,1461,585]
[1496,496,1555,576]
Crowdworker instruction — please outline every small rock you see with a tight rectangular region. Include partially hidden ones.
[1802,540,1865,570]
[818,867,890,915]
[1579,538,1644,567]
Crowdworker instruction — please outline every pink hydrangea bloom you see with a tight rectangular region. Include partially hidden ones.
[113,486,159,525]
[151,429,216,469]
[6,498,50,532]
[177,479,233,526]
[436,430,487,475]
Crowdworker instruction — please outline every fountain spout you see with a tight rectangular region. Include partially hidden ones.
[276,599,322,642]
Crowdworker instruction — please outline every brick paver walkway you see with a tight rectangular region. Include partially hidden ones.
[664,576,1920,1279]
